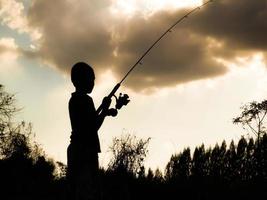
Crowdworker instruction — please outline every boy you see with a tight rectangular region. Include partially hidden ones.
[67,62,112,200]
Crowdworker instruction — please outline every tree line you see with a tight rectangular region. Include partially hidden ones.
[103,133,267,200]
[0,85,266,200]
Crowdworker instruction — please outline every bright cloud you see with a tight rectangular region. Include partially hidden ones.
[0,0,40,40]
[0,37,17,49]
[0,37,21,74]
[110,0,203,16]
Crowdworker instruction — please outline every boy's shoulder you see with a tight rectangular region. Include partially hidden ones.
[70,92,93,104]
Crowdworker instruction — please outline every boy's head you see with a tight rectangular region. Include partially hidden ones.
[71,62,95,93]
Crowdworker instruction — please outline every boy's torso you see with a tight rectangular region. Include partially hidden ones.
[69,92,100,153]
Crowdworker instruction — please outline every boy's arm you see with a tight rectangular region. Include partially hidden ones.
[96,97,111,131]
[96,111,106,131]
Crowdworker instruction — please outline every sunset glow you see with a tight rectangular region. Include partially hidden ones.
[110,0,203,16]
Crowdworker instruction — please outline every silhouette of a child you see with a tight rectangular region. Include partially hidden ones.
[67,62,111,200]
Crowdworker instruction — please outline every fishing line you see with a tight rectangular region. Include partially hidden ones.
[97,0,215,115]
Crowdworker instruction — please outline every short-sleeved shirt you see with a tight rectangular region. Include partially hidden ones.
[69,91,101,153]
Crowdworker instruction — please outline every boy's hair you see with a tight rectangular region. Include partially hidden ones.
[71,62,95,88]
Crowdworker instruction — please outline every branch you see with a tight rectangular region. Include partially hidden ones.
[260,110,267,124]
[246,123,258,136]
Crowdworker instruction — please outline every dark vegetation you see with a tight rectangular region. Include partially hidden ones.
[0,85,267,200]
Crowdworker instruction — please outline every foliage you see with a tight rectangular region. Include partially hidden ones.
[0,85,58,199]
[0,85,45,159]
[55,161,67,179]
[0,84,18,122]
[165,136,267,181]
[108,134,150,177]
[233,100,267,141]
[165,147,191,182]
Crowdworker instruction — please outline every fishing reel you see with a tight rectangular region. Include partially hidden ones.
[106,93,130,117]
[115,93,130,109]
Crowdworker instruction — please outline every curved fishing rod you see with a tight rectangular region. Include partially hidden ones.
[97,0,214,115]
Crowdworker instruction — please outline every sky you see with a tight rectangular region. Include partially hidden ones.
[0,0,267,171]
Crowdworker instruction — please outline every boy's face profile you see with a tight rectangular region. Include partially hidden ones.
[81,72,95,94]
[71,62,95,94]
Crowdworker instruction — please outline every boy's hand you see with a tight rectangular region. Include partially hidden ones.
[106,108,118,117]
[102,96,111,111]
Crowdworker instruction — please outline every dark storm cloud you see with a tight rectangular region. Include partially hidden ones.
[27,0,113,72]
[187,0,267,52]
[111,12,226,91]
[24,0,267,92]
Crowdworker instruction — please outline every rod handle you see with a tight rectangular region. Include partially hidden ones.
[96,83,121,115]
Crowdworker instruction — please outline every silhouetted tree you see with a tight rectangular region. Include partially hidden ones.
[0,84,19,158]
[0,85,57,199]
[225,140,237,181]
[233,99,267,181]
[146,168,154,182]
[108,134,150,176]
[191,144,210,179]
[262,134,267,178]
[233,100,267,146]
[0,85,17,120]
[210,143,223,179]
[104,134,150,200]
[219,141,227,178]
[245,138,255,180]
[55,161,67,179]
[165,148,191,183]
[154,168,164,183]
[236,137,247,180]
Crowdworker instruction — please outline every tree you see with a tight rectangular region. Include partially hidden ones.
[245,138,255,180]
[0,84,18,158]
[165,148,191,182]
[224,140,236,181]
[0,85,57,198]
[236,137,247,179]
[261,134,267,178]
[108,134,150,177]
[191,144,208,178]
[0,85,17,121]
[233,100,267,146]
[210,144,222,178]
[146,168,154,181]
[219,141,227,178]
[55,161,67,179]
[154,168,164,183]
[0,85,43,160]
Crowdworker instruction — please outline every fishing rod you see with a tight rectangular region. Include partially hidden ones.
[97,0,214,116]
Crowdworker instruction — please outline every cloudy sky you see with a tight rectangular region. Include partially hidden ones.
[1,0,267,171]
